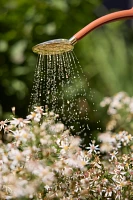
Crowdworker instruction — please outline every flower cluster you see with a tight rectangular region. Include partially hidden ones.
[97,128,133,199]
[0,102,133,199]
[98,92,133,199]
[100,91,133,132]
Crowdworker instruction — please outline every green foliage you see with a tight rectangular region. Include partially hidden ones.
[0,0,101,119]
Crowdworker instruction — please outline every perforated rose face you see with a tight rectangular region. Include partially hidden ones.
[32,39,74,55]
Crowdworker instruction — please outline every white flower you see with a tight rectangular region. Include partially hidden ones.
[86,143,99,154]
[115,179,128,190]
[125,133,133,144]
[98,132,117,152]
[77,151,90,168]
[11,179,36,198]
[62,167,73,176]
[34,106,44,113]
[50,123,64,133]
[25,160,39,173]
[115,190,121,200]
[34,113,41,122]
[110,151,118,160]
[65,156,79,168]
[69,136,81,148]
[64,150,89,169]
[107,92,127,115]
[10,118,30,128]
[98,132,116,143]
[22,148,32,157]
[104,187,113,197]
[27,112,41,122]
[12,130,21,140]
[113,169,126,180]
[0,119,8,131]
[20,129,30,142]
[32,164,55,185]
[100,97,111,107]
[108,107,117,115]
[57,137,70,154]
[115,131,132,145]
[100,143,113,153]
[8,148,24,169]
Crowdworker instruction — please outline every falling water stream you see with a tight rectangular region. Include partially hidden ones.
[29,50,100,139]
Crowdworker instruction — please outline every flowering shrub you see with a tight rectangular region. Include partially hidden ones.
[0,95,133,199]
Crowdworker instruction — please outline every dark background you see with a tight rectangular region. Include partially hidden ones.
[103,0,132,10]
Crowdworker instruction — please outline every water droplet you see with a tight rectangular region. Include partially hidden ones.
[29,50,100,144]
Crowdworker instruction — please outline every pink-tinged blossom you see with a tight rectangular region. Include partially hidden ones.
[27,112,41,122]
[115,179,128,190]
[34,106,44,113]
[64,150,89,169]
[110,151,118,160]
[49,123,64,133]
[32,164,55,185]
[10,118,30,128]
[98,132,116,143]
[0,119,8,131]
[8,148,24,169]
[62,167,73,176]
[65,156,82,168]
[86,143,100,154]
[116,131,128,143]
[12,130,21,140]
[115,190,122,200]
[104,187,113,198]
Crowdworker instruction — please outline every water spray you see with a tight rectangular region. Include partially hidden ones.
[33,8,133,55]
[31,8,133,137]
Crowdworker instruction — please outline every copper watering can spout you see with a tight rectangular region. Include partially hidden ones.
[33,8,133,55]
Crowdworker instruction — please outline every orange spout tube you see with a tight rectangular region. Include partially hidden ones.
[70,8,133,44]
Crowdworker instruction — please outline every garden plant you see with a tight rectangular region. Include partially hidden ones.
[0,92,133,199]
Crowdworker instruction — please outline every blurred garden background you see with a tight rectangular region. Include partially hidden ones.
[0,0,133,134]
